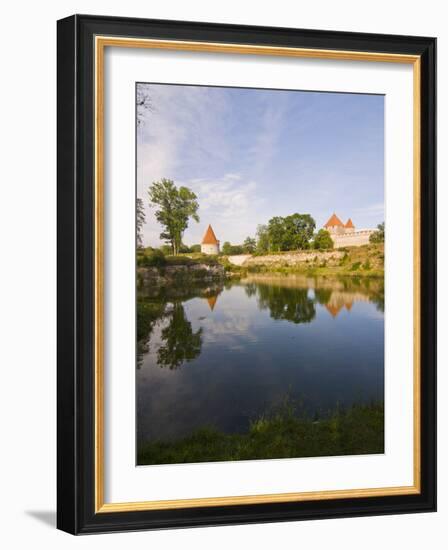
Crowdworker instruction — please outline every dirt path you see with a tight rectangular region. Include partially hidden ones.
[227,254,252,266]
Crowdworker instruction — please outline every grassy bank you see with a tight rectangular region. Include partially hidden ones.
[138,402,384,465]
[137,245,384,279]
[223,244,384,279]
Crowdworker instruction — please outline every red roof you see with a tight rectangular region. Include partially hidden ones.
[201,224,219,245]
[344,218,354,228]
[206,295,218,311]
[324,213,344,228]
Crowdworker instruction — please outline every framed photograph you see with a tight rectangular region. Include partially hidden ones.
[57,14,436,534]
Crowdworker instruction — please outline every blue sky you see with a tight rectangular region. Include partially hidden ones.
[137,83,384,247]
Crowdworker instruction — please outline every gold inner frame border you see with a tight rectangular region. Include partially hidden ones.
[94,35,421,513]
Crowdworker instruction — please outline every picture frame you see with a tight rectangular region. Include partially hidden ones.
[57,14,436,534]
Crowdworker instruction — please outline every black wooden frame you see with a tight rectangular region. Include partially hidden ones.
[57,14,436,534]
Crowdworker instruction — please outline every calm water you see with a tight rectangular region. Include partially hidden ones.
[137,275,384,444]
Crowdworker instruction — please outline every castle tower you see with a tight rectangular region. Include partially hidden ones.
[324,213,345,235]
[344,218,355,234]
[201,224,220,255]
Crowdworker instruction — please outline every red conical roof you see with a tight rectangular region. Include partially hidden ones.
[206,295,218,311]
[201,224,219,245]
[324,213,344,228]
[344,218,354,228]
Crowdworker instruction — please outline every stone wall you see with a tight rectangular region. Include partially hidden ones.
[332,230,374,249]
[242,250,344,267]
[137,263,225,287]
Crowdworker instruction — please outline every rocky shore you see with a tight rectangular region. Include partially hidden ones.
[137,262,226,288]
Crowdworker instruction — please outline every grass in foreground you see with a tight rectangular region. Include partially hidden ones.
[138,402,384,465]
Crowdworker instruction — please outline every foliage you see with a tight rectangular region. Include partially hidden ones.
[136,85,154,126]
[313,229,334,250]
[267,213,316,251]
[256,224,270,253]
[190,244,201,253]
[256,284,316,324]
[221,241,244,255]
[148,179,200,255]
[243,236,257,254]
[136,198,146,248]
[137,247,166,267]
[221,241,232,255]
[157,303,203,369]
[350,261,362,271]
[138,402,384,465]
[369,222,385,244]
[159,244,173,256]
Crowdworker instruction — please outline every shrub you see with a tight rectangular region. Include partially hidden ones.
[339,252,349,266]
[350,261,361,271]
[138,248,166,267]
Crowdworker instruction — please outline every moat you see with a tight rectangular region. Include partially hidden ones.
[137,275,384,453]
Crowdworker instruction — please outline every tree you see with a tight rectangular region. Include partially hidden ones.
[136,198,146,248]
[190,244,201,253]
[369,222,385,244]
[283,214,315,250]
[267,213,316,251]
[256,224,270,253]
[243,236,256,254]
[148,179,200,255]
[136,85,154,126]
[313,229,334,250]
[267,216,286,251]
[222,241,232,255]
[157,303,203,369]
[257,285,316,324]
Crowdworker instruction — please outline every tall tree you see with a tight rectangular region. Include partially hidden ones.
[243,236,256,254]
[267,214,316,251]
[256,224,270,253]
[267,216,286,251]
[148,179,200,255]
[222,241,232,255]
[283,213,315,250]
[136,85,154,126]
[157,303,203,369]
[136,198,146,248]
[369,222,385,243]
[313,229,334,250]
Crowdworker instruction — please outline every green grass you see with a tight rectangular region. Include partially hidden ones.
[138,402,384,465]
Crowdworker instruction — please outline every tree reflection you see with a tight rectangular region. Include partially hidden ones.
[157,302,203,369]
[137,299,167,368]
[314,287,332,305]
[257,285,316,324]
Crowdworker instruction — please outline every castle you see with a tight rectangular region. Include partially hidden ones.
[323,213,374,248]
[201,224,220,255]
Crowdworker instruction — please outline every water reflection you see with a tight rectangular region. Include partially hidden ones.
[137,275,384,442]
[157,302,203,370]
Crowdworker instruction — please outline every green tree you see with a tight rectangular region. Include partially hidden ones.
[369,222,385,244]
[157,303,203,369]
[190,244,201,253]
[159,244,173,256]
[256,224,270,253]
[267,216,286,251]
[267,213,316,251]
[148,179,200,255]
[257,285,316,324]
[230,245,244,255]
[222,241,232,255]
[313,229,334,250]
[136,197,146,248]
[243,236,256,254]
